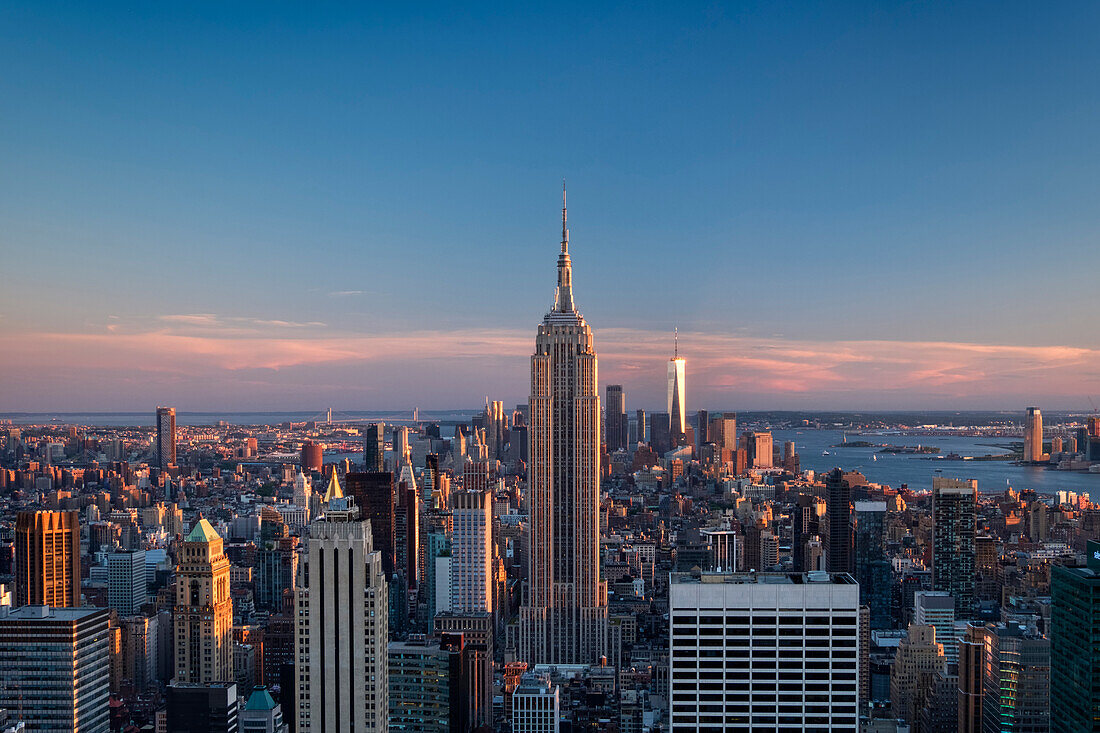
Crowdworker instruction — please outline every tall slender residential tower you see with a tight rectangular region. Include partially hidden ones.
[667,331,687,446]
[605,385,626,452]
[15,509,81,607]
[174,519,234,683]
[1024,407,1044,462]
[520,188,608,665]
[932,477,977,617]
[156,406,176,469]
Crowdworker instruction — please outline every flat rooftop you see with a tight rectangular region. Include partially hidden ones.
[671,571,856,586]
[0,605,108,621]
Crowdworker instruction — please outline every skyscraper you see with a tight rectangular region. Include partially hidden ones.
[932,477,977,617]
[635,409,647,447]
[294,490,389,733]
[485,400,506,460]
[853,501,891,629]
[433,614,494,729]
[980,624,1050,733]
[107,548,147,616]
[15,509,80,607]
[394,477,420,605]
[709,413,736,450]
[120,613,161,693]
[520,190,608,666]
[0,606,111,733]
[958,623,985,733]
[364,423,386,472]
[668,571,860,731]
[388,634,474,733]
[741,431,774,469]
[156,405,176,469]
[345,471,396,578]
[667,332,686,446]
[450,489,493,614]
[256,538,298,612]
[1051,540,1100,732]
[1023,407,1044,462]
[393,425,411,468]
[174,519,234,684]
[605,385,626,452]
[293,470,312,521]
[890,624,946,724]
[649,412,671,455]
[913,590,958,665]
[695,409,709,447]
[825,468,853,574]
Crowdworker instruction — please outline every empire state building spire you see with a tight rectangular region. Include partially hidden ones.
[555,183,574,313]
[522,188,609,666]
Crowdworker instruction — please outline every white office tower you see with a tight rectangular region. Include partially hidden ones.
[669,571,860,732]
[450,489,493,614]
[512,672,560,733]
[520,189,608,665]
[295,489,389,733]
[293,471,312,521]
[913,590,958,665]
[108,548,147,616]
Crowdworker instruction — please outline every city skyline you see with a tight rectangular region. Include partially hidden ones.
[4,4,1100,731]
[4,3,1100,411]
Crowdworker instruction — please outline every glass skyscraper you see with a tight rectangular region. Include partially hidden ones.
[1051,539,1100,732]
[853,501,891,629]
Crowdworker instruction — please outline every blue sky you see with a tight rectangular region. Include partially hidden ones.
[3,2,1100,411]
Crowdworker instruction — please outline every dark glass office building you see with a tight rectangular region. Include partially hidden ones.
[853,501,892,629]
[1051,539,1100,732]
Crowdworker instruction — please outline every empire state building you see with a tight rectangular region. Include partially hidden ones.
[519,190,608,665]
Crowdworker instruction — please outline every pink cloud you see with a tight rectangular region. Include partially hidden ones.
[1,317,1098,411]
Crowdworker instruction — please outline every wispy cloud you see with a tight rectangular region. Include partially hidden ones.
[1,317,1097,410]
[328,290,364,297]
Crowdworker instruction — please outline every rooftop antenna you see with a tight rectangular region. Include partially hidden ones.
[674,327,678,358]
[561,179,568,253]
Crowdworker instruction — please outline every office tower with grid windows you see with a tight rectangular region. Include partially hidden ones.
[668,571,860,732]
[450,489,492,614]
[512,672,560,733]
[107,548,147,616]
[0,605,111,733]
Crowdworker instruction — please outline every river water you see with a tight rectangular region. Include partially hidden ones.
[773,429,1097,496]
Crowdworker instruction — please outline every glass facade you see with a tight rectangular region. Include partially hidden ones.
[853,503,892,630]
[1051,549,1100,733]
